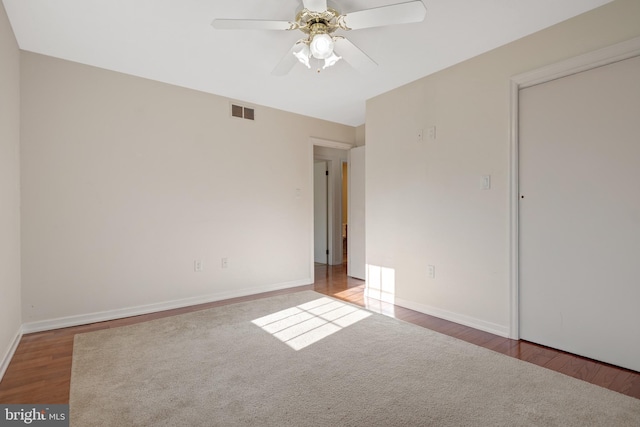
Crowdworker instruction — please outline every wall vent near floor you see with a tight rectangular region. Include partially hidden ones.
[230,103,255,121]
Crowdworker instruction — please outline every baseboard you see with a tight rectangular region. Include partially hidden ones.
[393,297,510,338]
[0,326,23,382]
[21,278,312,334]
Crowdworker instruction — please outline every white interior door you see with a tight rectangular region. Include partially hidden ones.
[348,146,365,279]
[519,55,640,372]
[313,161,328,264]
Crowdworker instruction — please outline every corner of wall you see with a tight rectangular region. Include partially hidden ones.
[0,0,23,384]
[355,125,366,146]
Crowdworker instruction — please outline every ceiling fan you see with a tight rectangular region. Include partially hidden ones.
[212,0,427,75]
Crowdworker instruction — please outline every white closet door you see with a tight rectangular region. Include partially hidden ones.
[348,146,365,280]
[519,55,640,372]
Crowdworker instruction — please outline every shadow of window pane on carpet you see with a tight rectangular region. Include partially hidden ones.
[252,297,372,351]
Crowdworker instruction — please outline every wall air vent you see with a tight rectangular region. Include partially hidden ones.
[231,104,243,118]
[230,103,255,121]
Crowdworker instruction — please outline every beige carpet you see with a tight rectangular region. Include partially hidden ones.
[70,290,640,426]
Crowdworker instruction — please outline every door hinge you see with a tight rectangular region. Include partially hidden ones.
[326,249,329,255]
[325,170,329,176]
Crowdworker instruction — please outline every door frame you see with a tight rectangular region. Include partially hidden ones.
[313,159,329,265]
[508,36,640,339]
[308,137,354,282]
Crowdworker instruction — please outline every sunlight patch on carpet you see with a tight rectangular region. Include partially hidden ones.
[251,297,372,350]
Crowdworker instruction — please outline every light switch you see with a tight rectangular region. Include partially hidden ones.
[427,265,435,279]
[482,175,491,190]
[427,126,436,140]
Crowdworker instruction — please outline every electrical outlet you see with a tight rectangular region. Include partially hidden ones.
[417,129,424,142]
[221,258,228,269]
[194,260,203,272]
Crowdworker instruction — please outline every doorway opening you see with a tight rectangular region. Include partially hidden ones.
[310,137,364,283]
[312,144,349,268]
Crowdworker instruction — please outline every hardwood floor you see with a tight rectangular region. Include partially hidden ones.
[1,262,639,403]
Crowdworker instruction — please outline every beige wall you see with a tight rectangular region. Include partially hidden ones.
[0,1,21,373]
[355,125,365,147]
[366,0,640,336]
[20,52,354,326]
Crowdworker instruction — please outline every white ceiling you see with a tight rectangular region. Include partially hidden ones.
[3,0,612,126]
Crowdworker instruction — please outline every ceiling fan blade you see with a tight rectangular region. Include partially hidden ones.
[302,0,328,12]
[342,1,427,30]
[333,38,377,73]
[271,43,302,76]
[212,19,293,31]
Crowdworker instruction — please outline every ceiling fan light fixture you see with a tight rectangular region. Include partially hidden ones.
[310,33,334,59]
[214,0,428,75]
[293,44,311,68]
[323,52,341,69]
